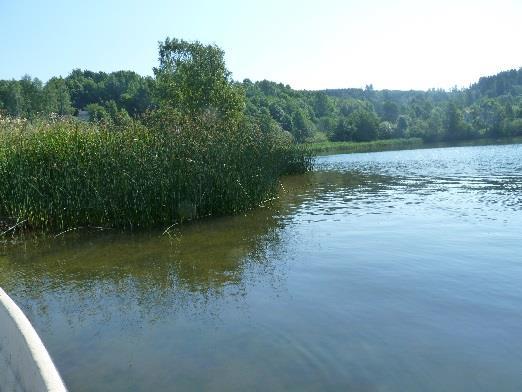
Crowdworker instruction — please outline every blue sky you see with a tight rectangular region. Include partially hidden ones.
[1,0,521,90]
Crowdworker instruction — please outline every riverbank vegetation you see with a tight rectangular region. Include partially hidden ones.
[306,138,424,154]
[0,39,312,233]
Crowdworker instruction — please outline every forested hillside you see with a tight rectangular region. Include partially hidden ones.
[1,67,522,143]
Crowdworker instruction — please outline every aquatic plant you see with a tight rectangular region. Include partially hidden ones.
[0,115,312,231]
[306,138,423,154]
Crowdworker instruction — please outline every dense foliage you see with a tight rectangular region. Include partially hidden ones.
[154,38,245,127]
[2,66,521,144]
[0,71,154,125]
[243,75,522,143]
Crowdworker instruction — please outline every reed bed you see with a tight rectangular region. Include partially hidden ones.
[306,138,424,154]
[0,116,312,232]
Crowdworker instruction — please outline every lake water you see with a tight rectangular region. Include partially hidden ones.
[1,144,522,391]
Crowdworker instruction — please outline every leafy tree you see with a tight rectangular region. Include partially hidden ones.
[85,103,111,123]
[0,80,24,116]
[339,98,371,117]
[382,100,399,122]
[105,100,132,126]
[65,70,100,109]
[64,69,153,117]
[242,80,316,141]
[292,108,314,142]
[332,109,379,142]
[350,109,379,142]
[313,92,334,118]
[501,118,522,136]
[44,77,73,115]
[268,102,286,123]
[395,115,409,138]
[332,117,354,141]
[378,121,394,139]
[154,37,245,126]
[445,102,471,140]
[471,99,505,136]
[424,108,445,141]
[317,115,337,133]
[19,75,44,116]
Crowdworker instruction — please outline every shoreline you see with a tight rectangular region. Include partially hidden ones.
[306,136,522,156]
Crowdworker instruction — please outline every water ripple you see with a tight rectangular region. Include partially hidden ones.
[289,144,522,223]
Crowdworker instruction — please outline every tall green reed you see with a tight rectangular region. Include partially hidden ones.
[0,115,312,231]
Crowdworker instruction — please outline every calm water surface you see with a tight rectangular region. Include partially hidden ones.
[1,144,522,391]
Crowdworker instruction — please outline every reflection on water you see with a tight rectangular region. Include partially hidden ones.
[1,209,289,325]
[1,144,522,391]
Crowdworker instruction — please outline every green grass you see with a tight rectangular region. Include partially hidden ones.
[0,117,312,232]
[306,135,522,156]
[305,138,424,154]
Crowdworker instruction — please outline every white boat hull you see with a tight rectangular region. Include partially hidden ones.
[0,288,66,392]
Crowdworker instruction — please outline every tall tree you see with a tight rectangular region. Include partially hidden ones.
[445,102,470,140]
[382,100,399,122]
[19,75,44,116]
[0,81,24,116]
[44,77,73,115]
[154,38,245,125]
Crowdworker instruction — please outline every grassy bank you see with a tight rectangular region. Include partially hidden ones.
[0,117,312,232]
[425,136,522,149]
[305,138,424,154]
[307,136,522,156]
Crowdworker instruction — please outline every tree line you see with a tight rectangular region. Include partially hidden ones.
[1,63,521,144]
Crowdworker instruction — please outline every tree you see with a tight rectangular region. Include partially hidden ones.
[154,37,245,126]
[64,69,154,116]
[445,102,471,140]
[332,109,379,142]
[313,92,333,118]
[378,121,394,139]
[471,99,505,137]
[339,98,370,117]
[350,109,379,142]
[317,115,337,133]
[292,108,314,142]
[65,69,101,109]
[44,77,73,115]
[332,117,354,141]
[382,100,399,122]
[395,115,409,137]
[19,75,44,116]
[85,103,111,123]
[424,108,445,141]
[0,81,24,116]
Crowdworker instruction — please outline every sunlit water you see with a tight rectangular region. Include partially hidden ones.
[1,144,522,391]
